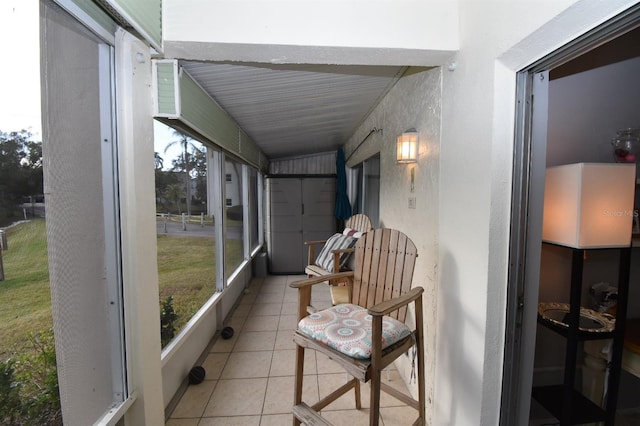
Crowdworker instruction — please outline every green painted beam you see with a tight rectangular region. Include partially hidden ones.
[153,60,267,172]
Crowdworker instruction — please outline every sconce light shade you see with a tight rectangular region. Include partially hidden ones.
[397,129,418,163]
[542,163,636,248]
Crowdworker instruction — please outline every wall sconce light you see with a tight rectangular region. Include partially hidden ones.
[397,128,418,163]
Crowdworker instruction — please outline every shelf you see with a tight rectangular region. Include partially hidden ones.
[537,315,615,340]
[537,303,615,340]
[532,385,606,424]
[533,246,631,425]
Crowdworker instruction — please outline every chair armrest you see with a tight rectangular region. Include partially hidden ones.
[332,247,355,255]
[305,240,327,266]
[368,287,424,316]
[289,271,354,289]
[330,247,356,272]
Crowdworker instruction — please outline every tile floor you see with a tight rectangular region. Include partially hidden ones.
[165,274,416,426]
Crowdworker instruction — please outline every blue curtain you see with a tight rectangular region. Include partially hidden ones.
[334,148,352,220]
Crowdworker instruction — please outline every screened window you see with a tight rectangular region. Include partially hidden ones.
[154,122,216,346]
[153,122,263,340]
[40,1,127,422]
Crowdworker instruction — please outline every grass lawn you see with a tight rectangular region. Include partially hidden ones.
[0,219,52,359]
[1,219,245,358]
[156,234,217,332]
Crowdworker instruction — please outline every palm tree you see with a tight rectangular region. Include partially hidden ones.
[164,130,199,216]
[154,152,164,170]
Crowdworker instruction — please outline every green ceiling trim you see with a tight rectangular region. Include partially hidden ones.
[154,60,178,117]
[101,0,162,52]
[60,0,119,39]
[152,59,267,172]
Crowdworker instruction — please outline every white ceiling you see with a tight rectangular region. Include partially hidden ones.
[180,61,406,159]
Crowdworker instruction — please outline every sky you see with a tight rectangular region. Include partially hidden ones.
[0,0,182,167]
[154,121,186,169]
[0,0,41,139]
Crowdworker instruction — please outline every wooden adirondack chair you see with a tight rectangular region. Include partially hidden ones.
[290,228,425,426]
[304,213,373,305]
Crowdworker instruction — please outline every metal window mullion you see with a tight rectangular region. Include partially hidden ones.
[242,164,250,259]
[257,172,264,248]
[525,4,640,74]
[212,151,225,291]
[98,41,127,404]
[360,162,367,213]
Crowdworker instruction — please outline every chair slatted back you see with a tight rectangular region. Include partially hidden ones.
[351,228,417,321]
[345,214,373,233]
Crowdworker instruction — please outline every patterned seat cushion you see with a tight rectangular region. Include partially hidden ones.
[297,304,411,359]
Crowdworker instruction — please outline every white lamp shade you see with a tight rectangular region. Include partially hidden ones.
[396,131,418,163]
[542,163,636,248]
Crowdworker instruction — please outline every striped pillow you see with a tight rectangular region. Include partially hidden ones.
[315,233,356,272]
[342,227,365,238]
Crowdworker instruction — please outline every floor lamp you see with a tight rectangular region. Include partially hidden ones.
[534,162,636,425]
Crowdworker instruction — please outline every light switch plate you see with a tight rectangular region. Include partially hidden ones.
[408,197,416,209]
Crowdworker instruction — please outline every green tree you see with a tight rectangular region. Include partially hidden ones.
[0,130,43,226]
[192,148,208,206]
[164,131,200,217]
[165,183,185,214]
[171,144,207,208]
[154,151,164,171]
[155,170,180,211]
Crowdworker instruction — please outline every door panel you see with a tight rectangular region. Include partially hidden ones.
[268,179,303,230]
[266,177,336,273]
[302,178,336,233]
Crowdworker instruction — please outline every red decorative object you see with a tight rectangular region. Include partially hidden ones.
[612,128,640,163]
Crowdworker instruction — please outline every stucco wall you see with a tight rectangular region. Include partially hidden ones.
[343,66,442,424]
[440,1,639,424]
[162,0,458,66]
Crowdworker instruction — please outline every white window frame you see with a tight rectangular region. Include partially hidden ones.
[46,1,132,424]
